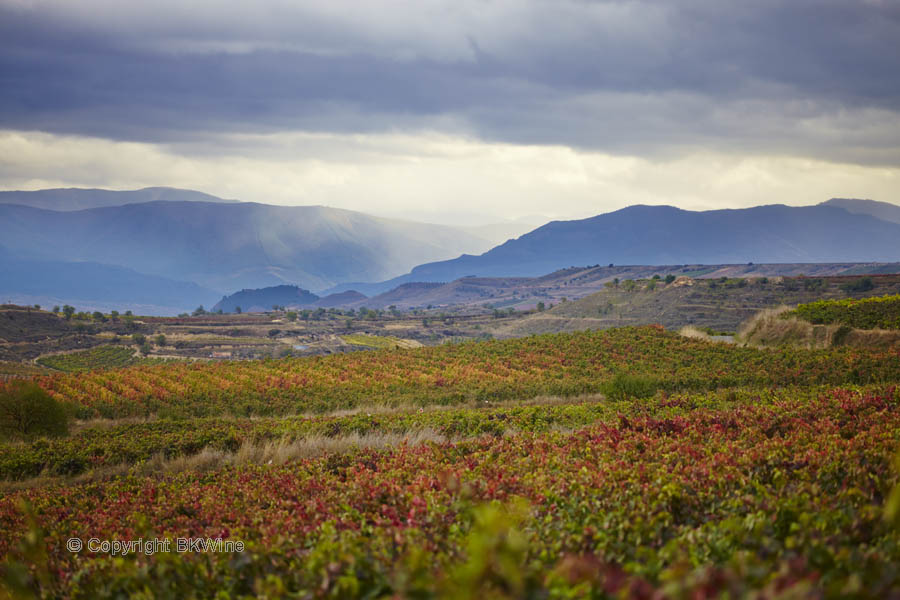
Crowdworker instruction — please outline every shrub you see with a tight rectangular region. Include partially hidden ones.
[603,373,660,400]
[0,380,69,439]
[840,277,875,293]
[832,325,853,346]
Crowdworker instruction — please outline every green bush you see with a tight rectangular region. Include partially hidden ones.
[0,381,69,440]
[603,373,660,400]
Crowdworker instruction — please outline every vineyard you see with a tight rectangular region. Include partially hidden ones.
[1,386,899,597]
[35,346,151,373]
[8,326,900,420]
[2,326,900,597]
[790,294,900,330]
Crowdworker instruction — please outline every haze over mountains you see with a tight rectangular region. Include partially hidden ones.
[0,187,238,211]
[327,201,900,296]
[0,188,498,312]
[823,198,900,225]
[1,187,899,315]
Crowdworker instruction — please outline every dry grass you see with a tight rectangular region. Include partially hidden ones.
[0,430,448,492]
[0,393,613,491]
[736,306,817,347]
[736,306,900,349]
[678,326,711,341]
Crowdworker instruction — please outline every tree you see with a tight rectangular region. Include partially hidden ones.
[52,305,60,314]
[132,333,146,346]
[235,306,242,314]
[537,301,545,312]
[0,381,69,440]
[155,334,167,347]
[193,305,206,316]
[62,305,75,320]
[92,311,107,322]
[286,311,297,321]
[665,274,676,285]
[125,310,133,316]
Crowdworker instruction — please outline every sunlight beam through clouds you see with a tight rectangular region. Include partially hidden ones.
[1,130,896,224]
[1,0,899,218]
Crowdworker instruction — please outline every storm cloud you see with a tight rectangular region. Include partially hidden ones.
[2,0,899,163]
[0,1,898,219]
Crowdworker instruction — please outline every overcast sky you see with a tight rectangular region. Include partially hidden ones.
[1,0,898,224]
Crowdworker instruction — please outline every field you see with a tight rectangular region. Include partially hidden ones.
[790,294,900,330]
[0,322,900,597]
[14,326,900,419]
[34,346,159,373]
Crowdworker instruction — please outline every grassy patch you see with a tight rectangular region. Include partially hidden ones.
[36,346,176,372]
[341,333,418,349]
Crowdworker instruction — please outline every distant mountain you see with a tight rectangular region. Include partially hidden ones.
[822,198,900,225]
[373,204,900,285]
[212,285,319,313]
[0,246,218,312]
[314,290,367,308]
[460,222,541,246]
[0,200,492,293]
[0,187,238,211]
[211,286,372,312]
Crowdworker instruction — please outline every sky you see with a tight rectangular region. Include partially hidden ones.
[1,0,899,224]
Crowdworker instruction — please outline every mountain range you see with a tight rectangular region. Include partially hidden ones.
[1,187,899,314]
[338,201,900,295]
[0,191,496,305]
[0,186,238,211]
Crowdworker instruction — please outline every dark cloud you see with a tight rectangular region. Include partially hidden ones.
[1,0,899,164]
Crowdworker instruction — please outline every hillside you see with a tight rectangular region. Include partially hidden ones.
[0,247,219,314]
[822,197,900,225]
[0,186,238,211]
[377,204,900,285]
[335,263,900,312]
[490,273,900,337]
[0,200,493,298]
[212,285,320,313]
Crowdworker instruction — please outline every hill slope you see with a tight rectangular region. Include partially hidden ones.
[383,204,900,285]
[0,187,238,211]
[491,274,900,337]
[0,201,493,294]
[822,198,900,225]
[212,285,320,313]
[0,247,218,314]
